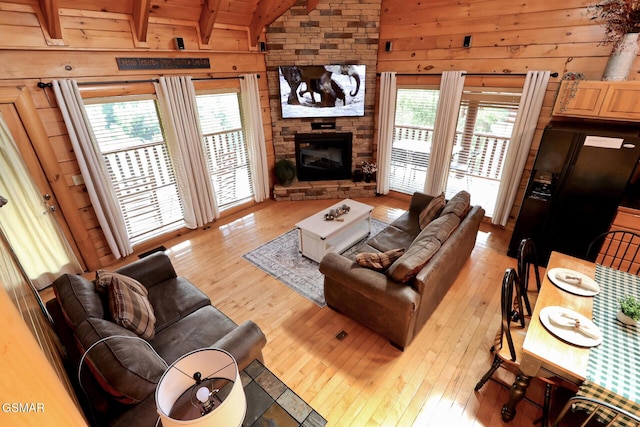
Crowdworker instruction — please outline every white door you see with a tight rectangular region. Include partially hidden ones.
[0,105,82,290]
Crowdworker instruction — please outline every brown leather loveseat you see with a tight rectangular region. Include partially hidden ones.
[319,191,484,350]
[46,252,267,427]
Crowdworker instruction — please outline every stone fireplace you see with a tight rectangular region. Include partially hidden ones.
[265,0,381,200]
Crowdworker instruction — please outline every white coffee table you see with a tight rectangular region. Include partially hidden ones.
[295,199,373,263]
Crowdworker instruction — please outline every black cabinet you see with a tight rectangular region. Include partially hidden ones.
[508,122,640,265]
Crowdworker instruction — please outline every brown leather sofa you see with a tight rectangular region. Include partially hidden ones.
[319,191,484,350]
[46,252,267,427]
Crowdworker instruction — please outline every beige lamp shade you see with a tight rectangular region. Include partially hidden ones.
[155,348,246,426]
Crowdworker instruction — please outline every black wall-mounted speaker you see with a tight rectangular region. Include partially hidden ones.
[175,37,185,50]
[463,35,472,48]
[311,122,336,130]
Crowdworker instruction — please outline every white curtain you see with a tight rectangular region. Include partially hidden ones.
[424,71,466,195]
[155,76,218,228]
[0,112,82,289]
[493,71,551,226]
[240,74,270,202]
[52,80,133,259]
[375,72,397,195]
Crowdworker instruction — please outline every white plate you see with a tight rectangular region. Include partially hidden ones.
[547,268,600,296]
[539,306,602,348]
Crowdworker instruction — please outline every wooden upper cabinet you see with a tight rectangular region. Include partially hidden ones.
[600,82,640,120]
[553,80,640,121]
[553,81,609,118]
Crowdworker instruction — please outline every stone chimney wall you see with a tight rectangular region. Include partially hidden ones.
[265,0,382,177]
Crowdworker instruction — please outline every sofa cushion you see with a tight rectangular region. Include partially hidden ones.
[419,193,445,229]
[356,248,405,271]
[440,190,471,218]
[74,318,166,404]
[416,212,461,244]
[147,277,211,332]
[52,273,104,330]
[150,305,239,365]
[366,225,417,253]
[388,210,422,237]
[108,276,156,340]
[386,236,441,283]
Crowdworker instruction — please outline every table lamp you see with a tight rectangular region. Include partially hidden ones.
[155,348,246,426]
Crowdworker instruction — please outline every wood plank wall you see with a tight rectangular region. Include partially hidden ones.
[0,237,87,426]
[377,0,638,225]
[0,2,273,268]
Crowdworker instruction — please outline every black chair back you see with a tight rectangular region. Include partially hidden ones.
[517,238,542,320]
[586,230,640,275]
[554,395,640,426]
[500,268,521,362]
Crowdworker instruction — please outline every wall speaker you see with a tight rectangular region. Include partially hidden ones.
[175,37,185,50]
[385,41,393,52]
[463,35,472,48]
[259,42,267,52]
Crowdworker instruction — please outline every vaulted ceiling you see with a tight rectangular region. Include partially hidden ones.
[31,0,321,45]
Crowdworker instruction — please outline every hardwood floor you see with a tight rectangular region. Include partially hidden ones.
[52,195,569,426]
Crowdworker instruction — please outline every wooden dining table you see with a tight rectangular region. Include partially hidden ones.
[500,250,640,424]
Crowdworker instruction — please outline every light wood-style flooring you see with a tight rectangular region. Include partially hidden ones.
[60,195,573,426]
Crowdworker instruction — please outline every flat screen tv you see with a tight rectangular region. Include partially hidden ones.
[278,64,366,119]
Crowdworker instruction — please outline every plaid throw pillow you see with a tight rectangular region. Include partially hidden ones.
[99,271,156,340]
[356,248,405,271]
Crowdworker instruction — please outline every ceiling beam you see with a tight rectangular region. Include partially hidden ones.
[199,0,222,45]
[249,0,298,46]
[131,0,151,42]
[39,0,62,39]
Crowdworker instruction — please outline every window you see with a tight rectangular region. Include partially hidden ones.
[390,86,520,219]
[84,97,185,245]
[445,89,520,217]
[195,92,254,209]
[390,88,440,194]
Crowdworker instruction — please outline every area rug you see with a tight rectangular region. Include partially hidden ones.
[242,218,388,307]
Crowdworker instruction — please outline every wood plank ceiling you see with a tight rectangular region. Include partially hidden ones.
[32,0,313,45]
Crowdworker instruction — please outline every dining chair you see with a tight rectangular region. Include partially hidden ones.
[474,268,557,426]
[515,238,542,324]
[554,395,640,426]
[586,230,640,275]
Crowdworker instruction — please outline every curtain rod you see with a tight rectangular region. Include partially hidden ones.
[37,74,260,89]
[377,72,559,78]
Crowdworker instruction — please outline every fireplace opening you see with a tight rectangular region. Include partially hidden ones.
[295,132,353,181]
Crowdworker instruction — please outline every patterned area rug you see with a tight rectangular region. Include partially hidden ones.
[242,218,388,307]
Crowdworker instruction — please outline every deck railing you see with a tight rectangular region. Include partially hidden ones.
[102,128,253,244]
[390,124,510,193]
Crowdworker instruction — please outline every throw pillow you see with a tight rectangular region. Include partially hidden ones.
[100,271,156,340]
[440,190,471,218]
[355,248,405,271]
[419,193,446,229]
[96,270,149,296]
